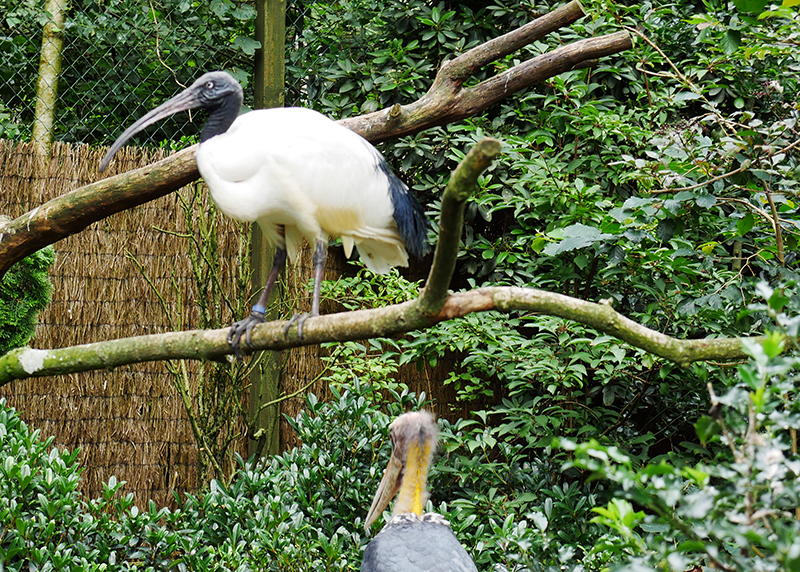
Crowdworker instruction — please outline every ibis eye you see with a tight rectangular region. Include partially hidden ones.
[205,81,215,90]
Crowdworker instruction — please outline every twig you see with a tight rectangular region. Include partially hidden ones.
[762,180,785,267]
[148,1,183,87]
[649,163,748,194]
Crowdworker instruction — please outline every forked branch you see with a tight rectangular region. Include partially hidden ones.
[0,137,754,386]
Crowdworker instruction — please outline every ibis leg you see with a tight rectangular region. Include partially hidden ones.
[228,240,287,360]
[284,238,326,339]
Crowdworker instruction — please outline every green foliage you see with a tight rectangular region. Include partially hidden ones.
[1,0,256,143]
[2,379,603,570]
[308,0,798,502]
[559,282,800,571]
[0,246,54,355]
[0,398,95,568]
[4,295,797,570]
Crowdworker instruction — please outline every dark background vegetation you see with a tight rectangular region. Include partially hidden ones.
[1,0,799,569]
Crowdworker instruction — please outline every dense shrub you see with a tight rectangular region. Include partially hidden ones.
[4,295,799,571]
[563,283,800,571]
[0,246,54,355]
[5,383,582,571]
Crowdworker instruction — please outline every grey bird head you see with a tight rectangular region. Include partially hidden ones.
[365,411,439,532]
[99,71,243,173]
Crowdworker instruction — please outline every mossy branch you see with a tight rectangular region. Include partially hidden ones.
[0,139,755,386]
[418,138,502,316]
[0,287,756,386]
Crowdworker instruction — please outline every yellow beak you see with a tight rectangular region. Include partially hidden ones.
[364,452,403,531]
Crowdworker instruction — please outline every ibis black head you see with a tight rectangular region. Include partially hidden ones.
[99,71,244,172]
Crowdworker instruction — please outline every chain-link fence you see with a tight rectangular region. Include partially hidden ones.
[0,0,340,147]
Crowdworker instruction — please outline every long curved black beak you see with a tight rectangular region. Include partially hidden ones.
[99,87,201,173]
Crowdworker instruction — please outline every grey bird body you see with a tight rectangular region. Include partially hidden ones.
[362,514,478,572]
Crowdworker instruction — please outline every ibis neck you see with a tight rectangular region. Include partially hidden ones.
[201,95,241,142]
[394,441,433,516]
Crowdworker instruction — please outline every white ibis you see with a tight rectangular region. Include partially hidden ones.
[362,411,478,572]
[100,71,429,357]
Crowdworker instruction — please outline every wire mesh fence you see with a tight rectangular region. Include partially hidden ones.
[0,0,336,147]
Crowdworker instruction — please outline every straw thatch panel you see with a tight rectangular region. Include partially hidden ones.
[0,139,248,507]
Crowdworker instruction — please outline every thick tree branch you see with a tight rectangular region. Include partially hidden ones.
[0,147,198,276]
[0,287,756,386]
[445,0,586,81]
[339,30,632,143]
[0,3,631,278]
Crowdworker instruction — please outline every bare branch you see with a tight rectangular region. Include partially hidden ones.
[340,30,632,143]
[0,147,198,276]
[444,0,587,81]
[419,137,503,315]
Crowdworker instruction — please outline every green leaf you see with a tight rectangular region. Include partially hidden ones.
[695,194,717,208]
[232,36,261,56]
[608,245,626,266]
[542,224,615,255]
[732,0,770,13]
[761,330,785,358]
[737,213,755,235]
[622,197,655,209]
[720,29,742,55]
[694,416,720,445]
[603,385,616,406]
[656,218,676,242]
[673,92,701,102]
[231,5,256,19]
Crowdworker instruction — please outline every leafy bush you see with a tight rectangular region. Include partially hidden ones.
[560,282,800,571]
[0,397,94,568]
[2,378,591,570]
[5,280,799,570]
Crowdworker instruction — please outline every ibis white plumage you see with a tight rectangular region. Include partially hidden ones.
[100,71,429,357]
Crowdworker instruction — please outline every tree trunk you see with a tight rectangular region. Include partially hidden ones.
[32,0,69,155]
[248,0,286,461]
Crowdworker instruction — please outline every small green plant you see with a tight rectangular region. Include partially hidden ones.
[0,245,54,355]
[0,398,97,569]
